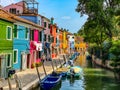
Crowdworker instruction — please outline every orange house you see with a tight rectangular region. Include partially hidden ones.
[59,29,63,54]
[50,18,58,58]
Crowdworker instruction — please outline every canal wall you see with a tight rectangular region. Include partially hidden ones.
[92,55,114,71]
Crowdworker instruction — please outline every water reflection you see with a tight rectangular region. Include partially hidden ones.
[36,54,120,90]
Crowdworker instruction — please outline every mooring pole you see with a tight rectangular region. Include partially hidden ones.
[59,59,62,67]
[63,54,66,64]
[42,61,47,76]
[8,78,12,90]
[51,59,55,71]
[54,59,58,69]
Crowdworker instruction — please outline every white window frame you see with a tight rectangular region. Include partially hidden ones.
[6,26,12,40]
[13,49,18,64]
[6,53,12,67]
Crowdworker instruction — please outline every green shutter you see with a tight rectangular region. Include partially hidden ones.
[7,54,11,67]
[14,50,17,63]
[25,28,28,39]
[7,27,11,39]
[14,25,17,38]
[39,31,42,41]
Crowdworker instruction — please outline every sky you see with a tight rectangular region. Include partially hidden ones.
[0,0,88,33]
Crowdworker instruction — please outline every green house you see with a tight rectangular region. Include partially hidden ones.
[0,18,14,78]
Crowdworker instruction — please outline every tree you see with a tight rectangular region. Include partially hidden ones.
[76,0,120,63]
[109,40,120,80]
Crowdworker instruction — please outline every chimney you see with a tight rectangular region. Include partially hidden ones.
[51,17,54,25]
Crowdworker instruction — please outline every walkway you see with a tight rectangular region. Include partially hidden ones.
[0,54,66,90]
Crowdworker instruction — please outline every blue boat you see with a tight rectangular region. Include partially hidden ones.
[40,74,62,90]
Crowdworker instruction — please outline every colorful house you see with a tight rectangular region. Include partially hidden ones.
[0,9,14,78]
[3,0,44,68]
[50,18,58,58]
[75,36,86,53]
[62,30,68,54]
[67,33,75,54]
[59,29,64,54]
[42,16,51,60]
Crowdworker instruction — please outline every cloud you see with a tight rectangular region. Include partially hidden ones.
[61,16,71,20]
[0,0,16,6]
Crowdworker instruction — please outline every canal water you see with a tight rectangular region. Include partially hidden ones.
[36,54,120,90]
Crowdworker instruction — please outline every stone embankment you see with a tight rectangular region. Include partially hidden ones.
[92,55,114,71]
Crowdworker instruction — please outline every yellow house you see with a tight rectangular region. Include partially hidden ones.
[62,30,68,53]
[75,36,86,53]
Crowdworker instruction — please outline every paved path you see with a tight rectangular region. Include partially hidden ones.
[0,55,65,90]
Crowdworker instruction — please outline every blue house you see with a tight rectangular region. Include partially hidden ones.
[13,24,30,70]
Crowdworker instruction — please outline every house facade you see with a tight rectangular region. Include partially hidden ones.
[3,0,44,68]
[67,33,75,54]
[0,9,14,78]
[42,16,51,60]
[50,18,58,58]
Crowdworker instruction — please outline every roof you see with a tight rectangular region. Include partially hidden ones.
[0,9,14,22]
[0,9,44,29]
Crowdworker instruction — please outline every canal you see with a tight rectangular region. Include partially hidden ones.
[36,54,120,90]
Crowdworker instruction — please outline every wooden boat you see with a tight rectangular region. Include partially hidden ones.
[40,74,62,89]
[67,66,83,78]
[55,67,68,77]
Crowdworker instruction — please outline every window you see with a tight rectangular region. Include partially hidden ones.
[38,20,41,25]
[6,26,12,40]
[14,25,18,38]
[56,38,57,43]
[51,37,54,43]
[44,22,46,27]
[56,29,58,33]
[48,24,50,29]
[9,8,16,14]
[13,50,18,63]
[48,35,51,42]
[25,27,29,39]
[6,54,11,67]
[44,34,46,41]
[30,30,34,40]
[39,31,42,41]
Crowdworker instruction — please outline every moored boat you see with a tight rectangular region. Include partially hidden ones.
[67,66,83,78]
[40,74,62,90]
[55,67,68,77]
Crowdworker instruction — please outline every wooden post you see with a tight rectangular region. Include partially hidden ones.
[63,54,66,63]
[42,62,47,76]
[36,66,41,81]
[51,59,55,71]
[59,59,62,67]
[14,74,22,90]
[54,59,58,69]
[8,78,12,90]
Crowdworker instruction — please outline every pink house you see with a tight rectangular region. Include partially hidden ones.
[3,1,24,14]
[42,16,51,60]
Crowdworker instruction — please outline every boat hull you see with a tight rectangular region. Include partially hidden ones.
[40,74,62,89]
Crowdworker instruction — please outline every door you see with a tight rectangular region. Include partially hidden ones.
[0,55,6,78]
[27,54,30,68]
[21,54,27,70]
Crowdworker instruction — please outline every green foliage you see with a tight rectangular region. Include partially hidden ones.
[109,40,120,68]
